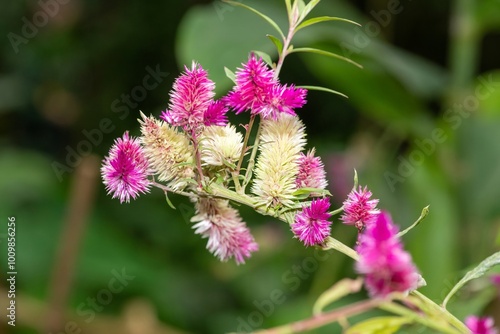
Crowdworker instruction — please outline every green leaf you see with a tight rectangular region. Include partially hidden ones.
[442,251,500,308]
[222,0,285,39]
[266,34,283,55]
[295,16,361,32]
[345,316,412,334]
[312,278,363,315]
[224,66,236,84]
[298,85,348,98]
[284,0,292,16]
[397,205,429,238]
[292,187,332,197]
[298,0,320,22]
[253,50,273,67]
[289,47,363,68]
[165,192,176,210]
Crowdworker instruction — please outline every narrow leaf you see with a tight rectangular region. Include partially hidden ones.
[345,316,412,334]
[253,50,274,67]
[224,67,236,84]
[222,0,285,39]
[266,34,283,55]
[442,251,500,308]
[313,278,363,315]
[397,205,429,238]
[298,85,348,99]
[165,192,176,210]
[289,47,363,68]
[295,16,361,32]
[298,0,320,22]
[285,0,292,15]
[292,187,332,197]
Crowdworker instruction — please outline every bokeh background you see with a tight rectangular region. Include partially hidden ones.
[1,0,500,333]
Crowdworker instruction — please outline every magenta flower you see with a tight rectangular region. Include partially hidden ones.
[161,62,216,131]
[203,100,228,126]
[225,54,307,119]
[191,198,259,264]
[101,132,151,203]
[491,274,500,288]
[291,198,332,246]
[465,316,498,334]
[341,186,380,231]
[355,211,420,298]
[296,149,328,191]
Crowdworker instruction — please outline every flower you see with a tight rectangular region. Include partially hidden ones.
[139,113,194,190]
[341,186,380,230]
[465,316,498,334]
[491,274,500,288]
[296,148,328,191]
[200,124,243,168]
[191,198,259,264]
[252,113,306,208]
[291,198,332,246]
[101,131,151,203]
[355,211,420,298]
[225,54,307,119]
[203,100,228,126]
[161,61,216,131]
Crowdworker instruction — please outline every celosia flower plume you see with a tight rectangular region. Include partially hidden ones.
[296,148,328,191]
[355,211,420,298]
[225,54,307,119]
[465,316,498,334]
[161,62,225,130]
[139,113,194,190]
[252,113,306,208]
[101,131,151,203]
[191,198,259,264]
[291,198,332,246]
[341,186,380,231]
[200,124,243,168]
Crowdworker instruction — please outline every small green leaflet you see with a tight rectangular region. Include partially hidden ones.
[252,50,273,67]
[266,34,283,55]
[298,85,348,99]
[345,316,412,334]
[442,250,500,308]
[224,67,236,84]
[289,47,363,68]
[295,16,361,33]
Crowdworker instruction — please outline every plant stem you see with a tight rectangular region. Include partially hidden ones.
[249,299,382,334]
[274,1,299,78]
[242,119,263,190]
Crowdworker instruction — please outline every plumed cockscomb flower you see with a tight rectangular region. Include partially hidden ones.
[257,84,307,119]
[191,198,259,264]
[252,113,306,208]
[465,316,498,334]
[355,211,420,298]
[101,131,151,203]
[291,198,332,246]
[225,54,276,114]
[225,54,307,119]
[161,62,215,131]
[139,113,194,190]
[203,100,228,126]
[296,148,328,191]
[341,186,380,231]
[200,124,243,168]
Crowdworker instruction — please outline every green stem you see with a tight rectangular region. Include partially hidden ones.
[236,115,255,177]
[242,118,263,190]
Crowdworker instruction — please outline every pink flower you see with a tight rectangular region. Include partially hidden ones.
[191,198,259,264]
[225,54,307,119]
[161,62,216,131]
[296,149,328,191]
[291,198,332,246]
[341,186,380,231]
[355,211,420,298]
[491,274,500,288]
[465,316,498,334]
[203,100,228,126]
[101,132,151,203]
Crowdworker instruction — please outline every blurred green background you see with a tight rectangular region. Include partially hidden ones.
[1,0,500,333]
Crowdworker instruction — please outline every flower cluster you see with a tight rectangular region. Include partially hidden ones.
[225,54,307,119]
[466,316,498,334]
[291,198,332,246]
[355,211,420,298]
[341,186,380,231]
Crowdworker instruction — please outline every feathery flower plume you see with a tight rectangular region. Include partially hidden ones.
[200,124,243,168]
[204,100,228,126]
[465,316,498,334]
[252,113,307,208]
[101,131,150,203]
[355,211,420,298]
[225,54,307,119]
[291,198,332,246]
[139,113,194,190]
[191,198,259,264]
[161,62,215,131]
[341,186,380,231]
[296,148,328,191]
